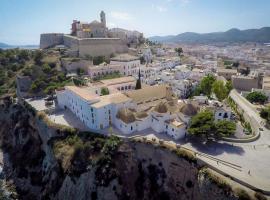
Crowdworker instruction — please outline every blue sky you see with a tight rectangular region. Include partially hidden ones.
[0,0,269,45]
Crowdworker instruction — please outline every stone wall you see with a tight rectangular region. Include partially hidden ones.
[61,58,93,72]
[63,35,128,57]
[40,33,64,49]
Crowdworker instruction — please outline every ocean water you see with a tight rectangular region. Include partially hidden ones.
[0,45,39,50]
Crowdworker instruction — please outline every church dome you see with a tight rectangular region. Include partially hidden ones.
[179,103,198,116]
[116,108,136,124]
[136,111,148,119]
[154,102,168,113]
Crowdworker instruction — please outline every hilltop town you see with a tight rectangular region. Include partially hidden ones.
[1,10,270,200]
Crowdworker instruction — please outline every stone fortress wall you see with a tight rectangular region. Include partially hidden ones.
[40,33,128,57]
[40,33,64,49]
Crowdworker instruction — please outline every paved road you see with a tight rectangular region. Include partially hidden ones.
[121,128,270,193]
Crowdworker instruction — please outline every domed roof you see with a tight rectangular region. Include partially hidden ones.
[116,108,136,124]
[154,102,168,113]
[136,111,148,119]
[179,103,198,116]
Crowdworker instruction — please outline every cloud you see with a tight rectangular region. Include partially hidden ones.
[156,6,168,12]
[110,12,133,20]
[152,5,168,12]
[180,0,191,4]
[107,22,116,28]
[166,0,191,5]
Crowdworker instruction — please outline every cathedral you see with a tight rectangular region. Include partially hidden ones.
[71,11,108,38]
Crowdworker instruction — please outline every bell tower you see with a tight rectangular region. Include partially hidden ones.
[100,11,106,27]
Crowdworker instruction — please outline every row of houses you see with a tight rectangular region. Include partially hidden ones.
[56,79,232,140]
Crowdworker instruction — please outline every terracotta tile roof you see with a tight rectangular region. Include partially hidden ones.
[66,86,98,101]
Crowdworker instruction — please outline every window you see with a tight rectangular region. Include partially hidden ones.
[92,119,94,124]
[166,125,168,129]
[172,128,174,132]
[131,126,133,131]
[91,108,93,112]
[219,113,222,116]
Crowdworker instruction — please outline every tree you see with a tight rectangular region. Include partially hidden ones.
[34,50,43,65]
[135,69,142,90]
[225,80,233,92]
[246,91,268,104]
[188,110,215,140]
[215,120,236,137]
[175,47,183,56]
[42,63,52,74]
[260,106,270,124]
[93,56,106,65]
[212,80,228,101]
[198,74,216,97]
[76,68,85,76]
[101,87,109,96]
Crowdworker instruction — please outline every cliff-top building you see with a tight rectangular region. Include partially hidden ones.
[40,11,144,57]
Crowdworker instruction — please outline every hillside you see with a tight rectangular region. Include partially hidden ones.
[0,101,241,199]
[149,27,270,43]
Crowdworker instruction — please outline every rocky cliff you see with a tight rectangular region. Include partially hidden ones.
[0,99,237,200]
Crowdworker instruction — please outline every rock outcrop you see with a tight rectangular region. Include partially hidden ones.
[0,101,237,200]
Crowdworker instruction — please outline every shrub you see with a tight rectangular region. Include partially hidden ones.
[200,168,231,191]
[246,91,268,104]
[174,149,196,163]
[235,188,251,200]
[254,192,267,200]
[100,87,109,96]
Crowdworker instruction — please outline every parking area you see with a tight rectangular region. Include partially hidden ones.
[48,109,89,131]
[25,98,55,111]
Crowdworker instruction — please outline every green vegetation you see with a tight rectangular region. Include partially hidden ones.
[0,48,32,96]
[188,110,236,139]
[227,97,253,135]
[254,192,267,200]
[53,132,122,183]
[188,110,215,139]
[260,106,270,124]
[235,188,252,200]
[93,56,107,65]
[215,120,236,137]
[173,148,197,164]
[193,75,233,101]
[199,168,232,191]
[212,80,229,101]
[0,48,73,97]
[76,68,85,76]
[225,80,233,92]
[93,71,122,81]
[246,91,268,104]
[135,69,142,90]
[100,87,109,96]
[193,74,216,97]
[72,77,86,86]
[174,47,183,56]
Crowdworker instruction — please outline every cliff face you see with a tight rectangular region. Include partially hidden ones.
[0,101,236,200]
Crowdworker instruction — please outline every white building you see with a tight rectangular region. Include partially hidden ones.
[87,62,121,79]
[56,84,192,140]
[110,54,140,76]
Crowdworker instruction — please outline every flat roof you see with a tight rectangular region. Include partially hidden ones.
[91,93,131,108]
[217,68,238,73]
[100,76,136,86]
[125,85,168,103]
[111,54,140,62]
[66,86,98,102]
